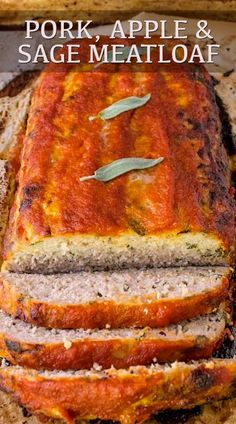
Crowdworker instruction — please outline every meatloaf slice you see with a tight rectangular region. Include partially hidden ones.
[0,267,230,329]
[2,37,235,273]
[0,310,225,370]
[1,357,236,424]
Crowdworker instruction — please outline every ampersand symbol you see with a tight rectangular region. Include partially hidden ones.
[196,20,213,39]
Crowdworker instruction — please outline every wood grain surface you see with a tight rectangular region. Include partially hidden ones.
[0,1,236,24]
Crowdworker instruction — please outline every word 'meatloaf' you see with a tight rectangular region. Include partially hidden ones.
[3,37,235,274]
[19,42,219,64]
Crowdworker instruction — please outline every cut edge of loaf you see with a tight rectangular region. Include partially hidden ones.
[2,232,232,274]
[0,267,230,329]
[0,311,226,370]
[0,357,236,424]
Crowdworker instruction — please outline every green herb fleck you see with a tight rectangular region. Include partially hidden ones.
[128,218,146,236]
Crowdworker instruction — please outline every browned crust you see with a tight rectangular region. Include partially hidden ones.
[1,359,236,424]
[2,38,235,273]
[0,274,229,330]
[0,323,225,370]
[2,388,236,424]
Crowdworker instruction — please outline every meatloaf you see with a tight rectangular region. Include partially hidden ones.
[2,37,235,273]
[1,358,236,424]
[0,267,230,329]
[0,310,225,370]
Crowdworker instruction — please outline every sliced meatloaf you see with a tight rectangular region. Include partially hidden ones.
[2,37,235,273]
[1,357,236,424]
[2,386,236,424]
[0,310,225,370]
[0,267,230,329]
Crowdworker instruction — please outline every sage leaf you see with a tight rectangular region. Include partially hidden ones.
[89,93,151,121]
[80,157,164,182]
[95,46,150,68]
